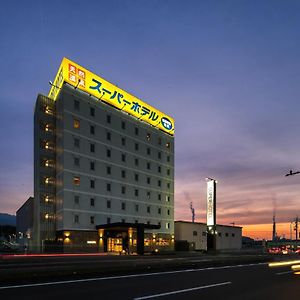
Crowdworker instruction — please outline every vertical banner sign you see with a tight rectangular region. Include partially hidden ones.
[207,180,216,226]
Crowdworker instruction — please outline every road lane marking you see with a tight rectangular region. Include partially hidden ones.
[0,262,267,290]
[133,282,232,299]
[275,270,294,275]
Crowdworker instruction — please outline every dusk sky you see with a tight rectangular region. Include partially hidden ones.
[1,0,300,239]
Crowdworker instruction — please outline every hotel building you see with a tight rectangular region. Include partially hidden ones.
[33,58,175,254]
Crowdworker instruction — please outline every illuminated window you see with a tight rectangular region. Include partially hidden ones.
[166,222,170,229]
[73,119,80,129]
[45,105,54,115]
[166,142,170,148]
[146,133,151,141]
[73,176,80,185]
[45,213,49,219]
[166,195,170,202]
[45,124,53,132]
[45,177,54,184]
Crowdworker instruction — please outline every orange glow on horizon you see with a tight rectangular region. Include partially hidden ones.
[241,222,292,240]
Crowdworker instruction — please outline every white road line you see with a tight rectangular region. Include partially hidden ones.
[275,270,294,275]
[133,282,232,299]
[0,262,267,290]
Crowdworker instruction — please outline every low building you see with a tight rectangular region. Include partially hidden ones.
[175,221,242,251]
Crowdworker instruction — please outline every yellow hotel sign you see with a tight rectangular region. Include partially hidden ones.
[48,58,174,135]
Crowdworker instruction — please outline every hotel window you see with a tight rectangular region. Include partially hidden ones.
[107,200,111,208]
[74,195,79,204]
[158,208,161,214]
[73,176,80,185]
[135,158,139,166]
[45,105,54,115]
[107,149,111,157]
[147,162,151,170]
[74,99,80,110]
[147,191,151,199]
[90,143,95,153]
[90,198,95,207]
[90,125,95,135]
[167,169,170,176]
[121,170,126,178]
[166,195,170,202]
[202,232,207,237]
[167,156,170,162]
[146,133,151,141]
[218,232,222,237]
[122,219,125,223]
[121,153,126,162]
[158,166,161,173]
[74,138,80,148]
[158,180,161,187]
[158,138,162,145]
[90,161,95,171]
[232,233,235,237]
[107,132,111,141]
[106,166,111,175]
[135,173,139,181]
[135,189,139,196]
[225,233,229,237]
[73,119,80,129]
[193,231,197,236]
[167,182,170,189]
[166,142,170,149]
[121,186,126,194]
[166,222,170,229]
[135,220,138,224]
[74,157,80,166]
[147,206,150,213]
[158,152,161,159]
[135,204,139,212]
[158,194,161,201]
[90,180,95,189]
[74,215,79,223]
[121,121,126,129]
[90,216,95,224]
[107,115,111,123]
[147,177,151,184]
[107,217,111,224]
[90,107,95,117]
[122,137,126,146]
[147,148,151,155]
[167,209,170,215]
[121,202,126,210]
[135,127,139,135]
[107,183,111,191]
[158,222,161,227]
[135,143,139,151]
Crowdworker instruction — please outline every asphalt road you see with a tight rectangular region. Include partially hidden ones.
[0,254,299,299]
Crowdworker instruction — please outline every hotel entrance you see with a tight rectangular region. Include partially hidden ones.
[107,238,123,253]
